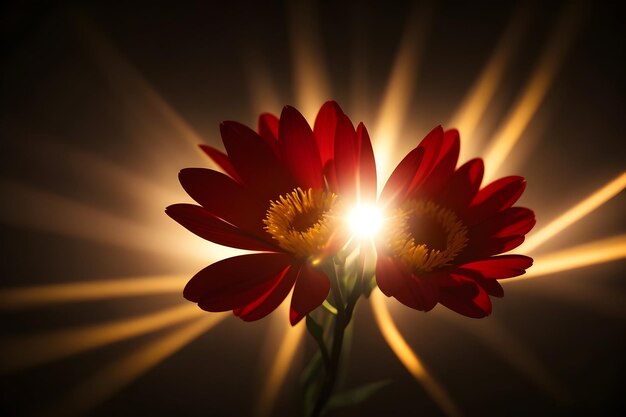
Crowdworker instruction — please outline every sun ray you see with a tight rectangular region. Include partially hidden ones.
[43,314,227,417]
[254,301,305,417]
[0,304,203,373]
[287,0,331,120]
[439,311,570,403]
[371,289,462,417]
[0,180,209,261]
[70,12,207,162]
[450,4,531,160]
[482,2,584,182]
[521,173,626,253]
[244,50,283,116]
[373,2,433,184]
[508,234,626,283]
[0,274,186,310]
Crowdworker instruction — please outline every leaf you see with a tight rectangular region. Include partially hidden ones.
[327,380,392,410]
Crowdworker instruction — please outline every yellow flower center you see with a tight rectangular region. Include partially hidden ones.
[264,188,338,259]
[385,200,468,273]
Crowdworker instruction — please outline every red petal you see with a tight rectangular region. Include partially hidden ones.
[289,263,330,325]
[380,147,424,205]
[258,113,280,157]
[279,106,324,190]
[375,254,438,311]
[465,176,526,225]
[166,204,276,251]
[178,168,268,235]
[460,235,526,261]
[234,263,299,321]
[473,207,536,238]
[356,123,377,202]
[439,158,484,213]
[417,129,460,199]
[198,145,243,183]
[459,255,533,279]
[335,119,377,202]
[313,101,343,166]
[185,253,291,311]
[221,121,294,199]
[438,273,492,318]
[407,126,445,193]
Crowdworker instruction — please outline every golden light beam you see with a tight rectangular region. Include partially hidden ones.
[521,173,626,253]
[0,180,207,262]
[244,49,283,117]
[254,302,305,417]
[44,314,227,417]
[371,290,462,417]
[0,274,186,310]
[450,4,531,160]
[373,2,433,183]
[0,304,202,373]
[71,13,207,160]
[287,0,331,120]
[439,312,570,403]
[482,2,584,182]
[507,234,626,283]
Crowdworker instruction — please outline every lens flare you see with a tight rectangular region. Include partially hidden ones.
[347,204,384,239]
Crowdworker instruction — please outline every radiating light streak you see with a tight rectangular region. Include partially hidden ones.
[371,290,462,417]
[0,304,202,372]
[482,2,584,182]
[450,4,531,160]
[255,303,305,417]
[521,173,626,253]
[244,50,283,116]
[508,235,626,283]
[71,13,207,162]
[0,274,186,310]
[373,2,432,183]
[44,314,227,417]
[439,312,570,403]
[287,0,331,120]
[0,180,207,261]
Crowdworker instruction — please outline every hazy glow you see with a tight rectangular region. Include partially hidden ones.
[0,274,186,310]
[371,290,462,417]
[451,5,530,161]
[521,173,626,253]
[508,235,626,282]
[373,3,432,183]
[0,304,202,372]
[482,2,583,182]
[72,13,207,161]
[45,314,227,417]
[287,0,330,120]
[255,303,305,417]
[347,204,384,239]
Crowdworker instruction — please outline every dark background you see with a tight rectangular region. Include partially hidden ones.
[1,1,625,416]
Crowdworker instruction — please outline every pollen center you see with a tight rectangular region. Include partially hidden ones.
[385,200,468,273]
[264,188,338,259]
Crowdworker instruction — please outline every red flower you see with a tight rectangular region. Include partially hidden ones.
[166,101,375,325]
[376,126,535,318]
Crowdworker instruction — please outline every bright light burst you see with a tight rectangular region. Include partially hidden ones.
[347,204,385,240]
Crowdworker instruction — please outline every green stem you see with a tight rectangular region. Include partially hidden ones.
[310,263,362,417]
